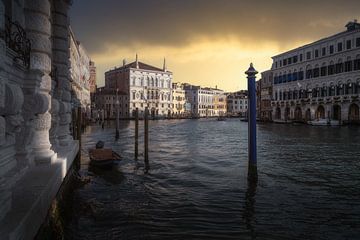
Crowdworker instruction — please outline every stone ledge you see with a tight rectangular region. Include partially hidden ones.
[0,140,79,240]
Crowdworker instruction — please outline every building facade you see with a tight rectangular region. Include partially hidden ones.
[260,70,273,121]
[0,0,79,238]
[271,21,360,124]
[226,90,248,117]
[184,84,226,117]
[69,28,94,119]
[172,82,187,116]
[94,87,128,119]
[104,56,173,118]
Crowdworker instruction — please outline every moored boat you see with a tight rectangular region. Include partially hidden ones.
[89,141,122,168]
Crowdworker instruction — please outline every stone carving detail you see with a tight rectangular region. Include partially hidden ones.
[5,115,23,136]
[0,83,24,115]
[22,92,50,116]
[33,112,51,131]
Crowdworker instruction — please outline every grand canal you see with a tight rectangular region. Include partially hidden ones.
[64,119,360,240]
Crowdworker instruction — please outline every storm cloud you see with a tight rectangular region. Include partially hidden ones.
[70,0,360,54]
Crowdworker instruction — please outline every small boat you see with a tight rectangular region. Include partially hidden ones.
[89,141,121,168]
[308,118,330,126]
[217,116,227,121]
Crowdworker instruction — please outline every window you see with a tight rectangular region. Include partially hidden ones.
[306,51,311,60]
[330,45,334,54]
[315,49,319,58]
[283,59,287,66]
[354,58,360,70]
[345,61,352,72]
[293,56,298,63]
[299,71,304,80]
[320,66,327,76]
[288,57,292,64]
[313,68,320,78]
[346,40,352,50]
[357,38,360,47]
[328,64,335,75]
[335,62,343,74]
[275,62,278,68]
[322,47,326,56]
[306,68,312,79]
[132,92,135,99]
[300,54,303,62]
[337,42,343,52]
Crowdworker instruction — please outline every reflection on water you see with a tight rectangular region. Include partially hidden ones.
[65,119,360,240]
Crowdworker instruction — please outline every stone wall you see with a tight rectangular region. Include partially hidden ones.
[0,1,79,239]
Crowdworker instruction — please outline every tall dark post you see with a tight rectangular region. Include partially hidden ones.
[135,108,139,160]
[115,88,120,140]
[144,107,149,172]
[245,63,258,179]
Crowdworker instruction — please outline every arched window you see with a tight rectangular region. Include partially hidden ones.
[354,55,360,70]
[335,59,343,74]
[321,62,327,76]
[345,57,352,72]
[306,65,312,79]
[313,64,320,78]
[328,61,335,75]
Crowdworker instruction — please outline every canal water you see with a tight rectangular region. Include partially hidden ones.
[64,119,360,240]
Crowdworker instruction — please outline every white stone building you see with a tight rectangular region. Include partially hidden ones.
[184,84,226,117]
[0,1,80,238]
[271,20,360,124]
[105,56,173,118]
[226,90,248,117]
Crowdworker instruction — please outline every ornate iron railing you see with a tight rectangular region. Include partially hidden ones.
[4,16,31,68]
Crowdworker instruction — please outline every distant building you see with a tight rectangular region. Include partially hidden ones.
[271,20,360,124]
[94,87,128,119]
[104,55,173,118]
[184,84,226,117]
[172,82,188,116]
[226,90,248,117]
[260,70,273,121]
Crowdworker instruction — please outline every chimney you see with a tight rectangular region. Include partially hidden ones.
[136,53,139,69]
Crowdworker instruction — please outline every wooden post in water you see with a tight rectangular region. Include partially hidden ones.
[245,63,258,180]
[144,107,149,172]
[135,108,139,160]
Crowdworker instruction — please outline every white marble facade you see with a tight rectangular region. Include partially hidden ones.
[271,21,360,124]
[0,0,79,239]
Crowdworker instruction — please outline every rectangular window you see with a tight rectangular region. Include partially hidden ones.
[337,42,343,52]
[288,57,292,64]
[356,38,360,47]
[283,59,287,66]
[330,45,334,54]
[275,62,278,68]
[313,68,320,78]
[322,47,326,56]
[354,59,360,70]
[306,51,311,60]
[346,40,352,50]
[328,64,335,75]
[315,49,319,58]
[299,71,304,80]
[299,54,303,62]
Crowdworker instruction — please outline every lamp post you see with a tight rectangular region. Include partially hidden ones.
[115,88,120,140]
[245,63,258,179]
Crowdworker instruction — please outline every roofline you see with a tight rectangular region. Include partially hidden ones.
[272,28,360,59]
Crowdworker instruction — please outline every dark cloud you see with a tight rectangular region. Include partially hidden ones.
[70,0,360,54]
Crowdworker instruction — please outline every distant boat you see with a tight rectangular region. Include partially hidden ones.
[308,119,341,126]
[217,116,227,121]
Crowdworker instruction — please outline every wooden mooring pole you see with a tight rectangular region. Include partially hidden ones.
[135,108,139,160]
[144,107,149,172]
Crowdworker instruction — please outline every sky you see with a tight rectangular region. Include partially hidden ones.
[70,0,360,92]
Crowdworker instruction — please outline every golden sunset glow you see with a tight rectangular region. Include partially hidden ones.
[70,0,360,91]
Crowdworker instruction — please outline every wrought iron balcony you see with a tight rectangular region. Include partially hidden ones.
[4,16,31,68]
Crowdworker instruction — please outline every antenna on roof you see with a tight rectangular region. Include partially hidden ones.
[136,53,139,69]
[163,57,167,72]
[123,59,126,67]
